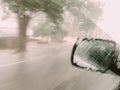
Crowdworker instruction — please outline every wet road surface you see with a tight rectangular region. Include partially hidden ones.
[0,42,120,90]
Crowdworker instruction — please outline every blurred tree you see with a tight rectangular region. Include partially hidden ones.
[33,20,53,42]
[2,0,103,51]
[33,18,67,42]
[2,0,64,52]
[65,0,103,31]
[32,0,102,42]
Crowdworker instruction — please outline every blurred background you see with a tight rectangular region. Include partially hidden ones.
[0,0,120,51]
[0,0,120,90]
[0,0,104,51]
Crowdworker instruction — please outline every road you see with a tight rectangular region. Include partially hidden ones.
[0,42,120,90]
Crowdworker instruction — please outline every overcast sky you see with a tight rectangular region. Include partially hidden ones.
[98,0,120,43]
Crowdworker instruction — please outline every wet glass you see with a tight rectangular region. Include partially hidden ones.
[71,38,120,75]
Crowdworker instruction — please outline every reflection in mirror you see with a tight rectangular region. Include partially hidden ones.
[71,38,120,76]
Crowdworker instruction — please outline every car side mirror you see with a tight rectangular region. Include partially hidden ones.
[71,38,120,76]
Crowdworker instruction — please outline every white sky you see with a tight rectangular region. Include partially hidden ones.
[98,0,120,43]
[0,21,17,28]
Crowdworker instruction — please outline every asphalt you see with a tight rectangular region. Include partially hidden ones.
[0,42,120,90]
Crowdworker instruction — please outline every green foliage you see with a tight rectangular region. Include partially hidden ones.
[33,21,53,37]
[2,0,64,22]
[33,19,67,41]
[2,0,66,41]
[65,0,103,30]
[2,0,103,40]
[80,15,96,31]
[44,0,64,23]
[51,25,67,41]
[81,0,103,22]
[3,0,45,13]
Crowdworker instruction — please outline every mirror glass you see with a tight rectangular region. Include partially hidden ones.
[71,38,120,75]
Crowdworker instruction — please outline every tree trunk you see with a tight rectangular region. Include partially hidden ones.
[17,15,30,52]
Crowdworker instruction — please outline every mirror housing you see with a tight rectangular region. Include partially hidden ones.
[71,38,120,75]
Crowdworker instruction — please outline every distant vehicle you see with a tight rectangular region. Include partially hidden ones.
[71,38,120,75]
